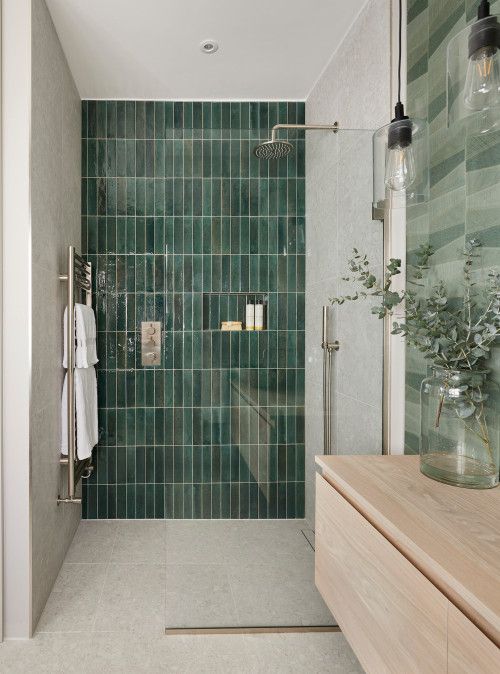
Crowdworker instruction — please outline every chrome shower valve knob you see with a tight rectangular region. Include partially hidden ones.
[141,321,162,366]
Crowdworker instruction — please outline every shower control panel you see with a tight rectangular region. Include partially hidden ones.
[141,321,162,366]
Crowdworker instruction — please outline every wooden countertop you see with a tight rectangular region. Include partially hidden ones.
[315,455,500,647]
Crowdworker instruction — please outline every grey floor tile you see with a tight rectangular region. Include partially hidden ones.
[165,520,229,564]
[111,520,166,564]
[80,633,172,673]
[65,521,118,564]
[0,631,362,674]
[244,633,364,673]
[0,633,87,674]
[80,633,252,674]
[227,561,335,627]
[223,520,314,564]
[159,634,259,674]
[165,563,239,628]
[163,521,332,629]
[36,563,108,633]
[93,563,166,634]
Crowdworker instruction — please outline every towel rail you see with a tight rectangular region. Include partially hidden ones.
[58,245,94,505]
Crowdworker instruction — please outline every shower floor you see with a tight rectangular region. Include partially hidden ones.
[6,520,365,673]
[163,519,334,629]
[35,519,335,634]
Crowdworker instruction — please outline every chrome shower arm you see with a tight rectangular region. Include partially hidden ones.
[270,122,338,142]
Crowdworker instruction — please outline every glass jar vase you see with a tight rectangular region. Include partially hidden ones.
[420,367,499,489]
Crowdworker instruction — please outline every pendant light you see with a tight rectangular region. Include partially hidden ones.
[385,107,416,191]
[385,0,415,192]
[447,1,500,128]
[372,0,429,211]
[464,1,500,111]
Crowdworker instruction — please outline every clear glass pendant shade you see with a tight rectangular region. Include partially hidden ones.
[447,15,500,127]
[464,46,500,110]
[373,117,429,211]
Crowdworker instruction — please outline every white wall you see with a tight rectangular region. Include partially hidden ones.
[2,0,32,639]
[305,0,392,524]
[2,0,81,637]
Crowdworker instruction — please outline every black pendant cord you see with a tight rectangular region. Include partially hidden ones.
[388,0,411,147]
[398,0,402,106]
[392,0,408,124]
[478,1,490,20]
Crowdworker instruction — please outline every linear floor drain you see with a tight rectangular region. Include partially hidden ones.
[165,626,341,635]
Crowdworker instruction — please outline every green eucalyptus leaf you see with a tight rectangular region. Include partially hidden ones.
[456,401,476,418]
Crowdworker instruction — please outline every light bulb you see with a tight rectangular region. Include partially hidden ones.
[463,3,500,111]
[464,45,500,110]
[385,143,416,192]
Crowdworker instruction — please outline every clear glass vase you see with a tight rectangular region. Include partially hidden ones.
[420,367,499,489]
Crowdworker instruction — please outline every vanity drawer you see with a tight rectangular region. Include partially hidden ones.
[448,603,500,673]
[315,473,448,674]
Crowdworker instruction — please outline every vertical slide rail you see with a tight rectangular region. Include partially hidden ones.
[321,307,339,455]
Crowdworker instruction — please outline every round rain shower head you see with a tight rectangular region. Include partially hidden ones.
[253,139,294,160]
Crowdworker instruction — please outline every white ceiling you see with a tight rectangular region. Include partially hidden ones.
[45,0,367,100]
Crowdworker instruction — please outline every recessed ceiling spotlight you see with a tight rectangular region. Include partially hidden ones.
[200,39,219,54]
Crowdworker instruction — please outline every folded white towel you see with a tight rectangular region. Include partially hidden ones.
[63,304,98,369]
[61,366,98,460]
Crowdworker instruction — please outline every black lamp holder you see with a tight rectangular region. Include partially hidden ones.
[469,0,500,59]
[388,0,412,150]
[388,103,412,149]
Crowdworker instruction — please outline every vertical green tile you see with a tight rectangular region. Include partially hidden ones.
[83,98,305,520]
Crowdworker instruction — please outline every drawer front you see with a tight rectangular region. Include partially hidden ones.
[315,473,448,674]
[448,603,500,673]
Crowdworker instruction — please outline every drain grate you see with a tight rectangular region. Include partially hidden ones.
[165,626,341,635]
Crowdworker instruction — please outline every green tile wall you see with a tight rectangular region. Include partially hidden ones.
[81,101,306,518]
[406,0,500,453]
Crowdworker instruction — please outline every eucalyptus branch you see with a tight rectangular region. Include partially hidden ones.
[331,239,499,464]
[330,239,500,373]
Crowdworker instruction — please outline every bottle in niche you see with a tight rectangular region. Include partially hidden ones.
[245,301,255,331]
[254,299,264,331]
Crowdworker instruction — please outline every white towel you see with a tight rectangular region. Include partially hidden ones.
[63,304,98,369]
[61,366,98,460]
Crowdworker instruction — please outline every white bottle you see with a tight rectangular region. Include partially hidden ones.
[245,302,255,331]
[254,300,264,331]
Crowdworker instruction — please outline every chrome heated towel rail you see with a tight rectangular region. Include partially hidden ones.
[322,306,339,455]
[58,245,94,504]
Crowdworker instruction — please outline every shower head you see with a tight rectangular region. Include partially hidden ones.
[253,122,338,160]
[253,139,294,159]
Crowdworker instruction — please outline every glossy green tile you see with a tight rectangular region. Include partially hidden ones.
[83,99,305,519]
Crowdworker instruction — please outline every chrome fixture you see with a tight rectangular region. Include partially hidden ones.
[322,306,339,456]
[464,1,500,111]
[58,246,94,504]
[141,321,162,366]
[200,39,219,54]
[254,122,338,159]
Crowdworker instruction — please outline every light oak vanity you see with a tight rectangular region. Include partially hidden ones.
[315,456,500,673]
